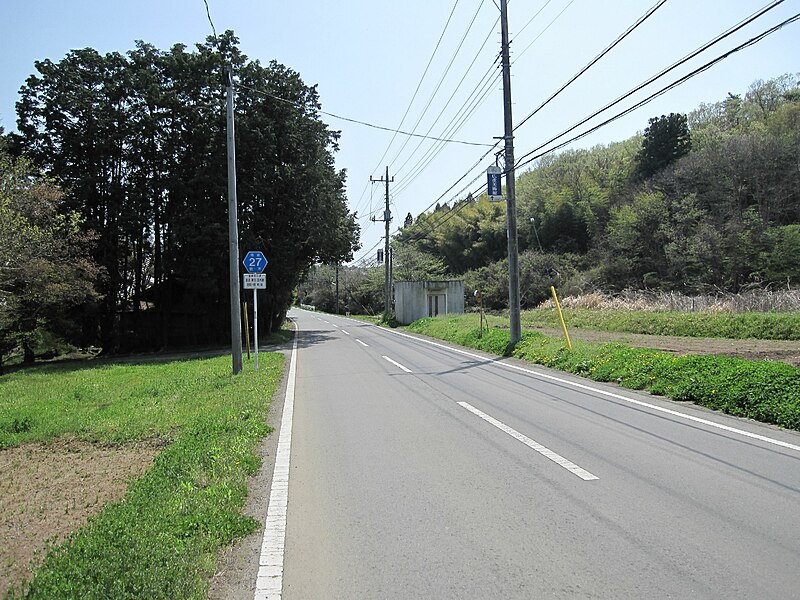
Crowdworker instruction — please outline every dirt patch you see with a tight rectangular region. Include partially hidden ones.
[533,327,800,367]
[0,438,163,596]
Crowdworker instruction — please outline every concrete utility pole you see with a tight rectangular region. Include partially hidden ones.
[500,0,522,344]
[226,64,243,374]
[371,167,394,316]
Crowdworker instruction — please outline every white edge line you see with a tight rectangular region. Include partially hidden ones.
[254,326,298,600]
[382,355,412,373]
[459,401,598,481]
[327,314,800,454]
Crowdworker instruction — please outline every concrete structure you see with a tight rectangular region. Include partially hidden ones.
[394,280,465,325]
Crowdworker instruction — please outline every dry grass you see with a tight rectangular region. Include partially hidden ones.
[540,289,800,313]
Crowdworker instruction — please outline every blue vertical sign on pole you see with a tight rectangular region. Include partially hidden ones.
[242,251,268,369]
[487,166,503,201]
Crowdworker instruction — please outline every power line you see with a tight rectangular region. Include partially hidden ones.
[350,0,463,224]
[513,0,556,41]
[398,177,489,246]
[369,0,464,173]
[399,139,501,227]
[351,236,386,266]
[513,0,669,133]
[514,0,792,167]
[514,10,800,172]
[203,0,218,40]
[385,0,488,169]
[319,110,495,147]
[236,83,494,147]
[392,62,501,197]
[391,26,501,193]
[512,0,576,64]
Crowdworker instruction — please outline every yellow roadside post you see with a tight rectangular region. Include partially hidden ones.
[550,286,572,351]
[243,302,251,360]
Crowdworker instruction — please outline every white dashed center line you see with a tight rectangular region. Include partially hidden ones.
[382,356,412,373]
[458,401,599,481]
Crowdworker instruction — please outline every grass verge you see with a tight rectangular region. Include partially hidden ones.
[520,308,800,340]
[1,353,284,599]
[407,315,800,431]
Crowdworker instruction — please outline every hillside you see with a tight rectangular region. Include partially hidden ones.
[394,74,800,309]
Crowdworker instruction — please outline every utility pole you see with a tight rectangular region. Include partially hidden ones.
[335,263,340,314]
[500,0,522,344]
[226,64,243,374]
[370,166,394,316]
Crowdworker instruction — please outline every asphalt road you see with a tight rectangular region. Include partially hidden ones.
[272,308,800,599]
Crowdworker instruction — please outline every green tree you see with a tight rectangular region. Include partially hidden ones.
[635,113,691,179]
[0,155,99,366]
[392,244,447,282]
[603,191,670,289]
[14,31,359,348]
[760,225,800,285]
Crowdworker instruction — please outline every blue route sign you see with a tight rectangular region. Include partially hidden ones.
[487,166,503,201]
[243,250,268,273]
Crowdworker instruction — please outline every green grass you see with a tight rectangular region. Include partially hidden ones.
[344,314,382,325]
[1,353,284,599]
[408,314,800,431]
[520,308,800,340]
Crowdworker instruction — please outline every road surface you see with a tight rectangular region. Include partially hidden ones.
[257,308,800,599]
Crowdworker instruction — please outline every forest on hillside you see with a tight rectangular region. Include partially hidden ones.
[302,74,800,314]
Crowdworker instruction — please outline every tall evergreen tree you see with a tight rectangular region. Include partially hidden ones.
[14,31,359,350]
[635,113,692,179]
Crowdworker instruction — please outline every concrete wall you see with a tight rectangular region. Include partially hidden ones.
[394,280,465,325]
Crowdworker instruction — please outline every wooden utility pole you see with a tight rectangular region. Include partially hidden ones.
[371,167,394,316]
[500,0,522,344]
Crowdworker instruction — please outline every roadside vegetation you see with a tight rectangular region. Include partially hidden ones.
[520,308,800,341]
[406,314,800,432]
[525,290,800,340]
[1,353,283,599]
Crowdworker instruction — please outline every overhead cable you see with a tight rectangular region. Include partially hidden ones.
[369,0,463,173]
[514,10,800,171]
[513,0,576,64]
[513,0,669,132]
[203,0,218,40]
[235,83,494,147]
[385,0,488,168]
[392,23,500,178]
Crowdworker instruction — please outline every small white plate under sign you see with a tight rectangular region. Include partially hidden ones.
[243,273,266,289]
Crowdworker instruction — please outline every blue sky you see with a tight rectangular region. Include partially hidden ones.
[1,1,798,264]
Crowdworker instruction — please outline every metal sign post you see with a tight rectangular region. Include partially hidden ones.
[242,252,268,371]
[243,273,267,369]
[253,286,259,370]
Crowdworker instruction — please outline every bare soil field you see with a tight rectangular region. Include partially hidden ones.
[0,439,163,596]
[533,327,800,367]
